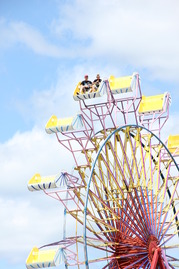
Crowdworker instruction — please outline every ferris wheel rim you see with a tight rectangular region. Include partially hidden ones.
[83,124,179,268]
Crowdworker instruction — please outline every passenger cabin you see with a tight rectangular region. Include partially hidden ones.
[138,93,169,115]
[73,73,139,101]
[109,74,136,94]
[167,135,179,155]
[27,173,67,191]
[73,80,106,101]
[26,246,62,268]
[45,114,83,134]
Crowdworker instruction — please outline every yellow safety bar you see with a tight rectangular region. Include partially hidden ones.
[73,81,82,96]
[138,94,166,114]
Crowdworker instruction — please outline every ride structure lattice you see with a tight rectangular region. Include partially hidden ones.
[26,72,179,269]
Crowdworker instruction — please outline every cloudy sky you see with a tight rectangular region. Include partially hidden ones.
[0,0,179,268]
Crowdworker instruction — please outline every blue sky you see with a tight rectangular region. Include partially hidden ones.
[0,0,179,268]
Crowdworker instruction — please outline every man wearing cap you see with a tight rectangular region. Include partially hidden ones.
[80,75,93,93]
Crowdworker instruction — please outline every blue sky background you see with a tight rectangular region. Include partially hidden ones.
[0,0,179,268]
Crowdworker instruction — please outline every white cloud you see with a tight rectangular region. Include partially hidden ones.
[11,21,62,57]
[0,126,75,198]
[0,19,62,57]
[1,0,179,80]
[0,78,178,266]
[0,197,65,264]
[14,64,117,127]
[1,1,179,267]
[52,0,179,81]
[1,114,178,265]
[0,126,75,265]
[162,113,179,140]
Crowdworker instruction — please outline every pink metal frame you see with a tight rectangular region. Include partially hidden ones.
[79,77,142,135]
[43,172,85,213]
[41,74,176,268]
[161,137,179,166]
[55,74,142,168]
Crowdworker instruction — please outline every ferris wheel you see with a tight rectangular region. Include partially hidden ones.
[26,73,179,268]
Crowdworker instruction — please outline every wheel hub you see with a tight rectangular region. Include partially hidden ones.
[147,235,159,262]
